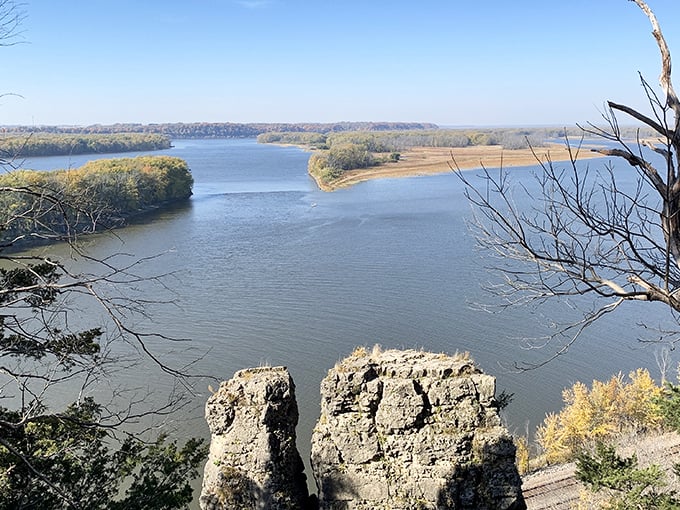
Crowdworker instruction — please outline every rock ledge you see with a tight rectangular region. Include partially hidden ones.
[200,366,309,510]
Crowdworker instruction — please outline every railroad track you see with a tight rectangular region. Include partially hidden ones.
[521,432,680,509]
[522,464,580,510]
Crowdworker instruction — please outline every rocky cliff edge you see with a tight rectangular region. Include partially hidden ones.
[200,348,526,510]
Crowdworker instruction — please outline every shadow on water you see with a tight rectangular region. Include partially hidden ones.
[1,198,193,254]
[124,197,193,226]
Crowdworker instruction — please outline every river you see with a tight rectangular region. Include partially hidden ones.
[19,138,676,493]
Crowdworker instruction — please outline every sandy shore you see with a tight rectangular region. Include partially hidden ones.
[316,143,607,192]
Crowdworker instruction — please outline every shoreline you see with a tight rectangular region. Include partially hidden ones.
[311,143,608,192]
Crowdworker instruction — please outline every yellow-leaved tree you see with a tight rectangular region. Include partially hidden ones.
[536,369,663,464]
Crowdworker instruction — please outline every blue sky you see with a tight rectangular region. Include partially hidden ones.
[1,0,678,126]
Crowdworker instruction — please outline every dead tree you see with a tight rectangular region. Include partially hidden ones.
[454,0,680,367]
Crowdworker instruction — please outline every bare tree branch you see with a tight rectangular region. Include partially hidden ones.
[454,0,680,365]
[0,0,24,46]
[630,0,680,128]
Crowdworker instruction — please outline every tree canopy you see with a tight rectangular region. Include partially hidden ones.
[0,155,193,247]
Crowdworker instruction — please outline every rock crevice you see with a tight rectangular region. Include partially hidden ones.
[200,366,310,510]
[200,348,526,510]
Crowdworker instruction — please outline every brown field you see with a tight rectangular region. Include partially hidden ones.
[319,143,607,192]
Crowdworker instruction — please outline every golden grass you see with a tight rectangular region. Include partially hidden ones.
[318,143,607,192]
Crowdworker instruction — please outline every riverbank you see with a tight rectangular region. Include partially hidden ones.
[312,143,607,192]
[0,132,171,157]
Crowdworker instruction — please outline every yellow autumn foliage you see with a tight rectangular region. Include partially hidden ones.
[514,435,530,475]
[536,369,663,464]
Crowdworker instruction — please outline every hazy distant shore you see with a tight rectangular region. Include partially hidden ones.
[310,143,608,192]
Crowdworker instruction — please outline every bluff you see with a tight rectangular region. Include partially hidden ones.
[200,366,310,510]
[200,348,526,510]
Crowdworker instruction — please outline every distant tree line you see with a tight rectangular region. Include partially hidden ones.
[264,126,659,188]
[259,126,659,152]
[256,131,328,146]
[0,133,171,158]
[2,123,656,142]
[324,129,543,150]
[259,128,557,155]
[1,122,439,139]
[270,128,555,188]
[0,155,193,246]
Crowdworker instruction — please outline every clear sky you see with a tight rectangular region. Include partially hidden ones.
[1,0,678,127]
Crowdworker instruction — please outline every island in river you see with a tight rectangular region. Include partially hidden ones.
[312,143,608,192]
[0,155,193,250]
[0,132,173,158]
[257,127,613,192]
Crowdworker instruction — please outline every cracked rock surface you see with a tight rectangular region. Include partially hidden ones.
[199,366,309,510]
[310,348,526,510]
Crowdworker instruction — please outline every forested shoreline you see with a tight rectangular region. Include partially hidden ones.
[0,155,193,248]
[262,128,545,186]
[258,127,554,150]
[1,121,439,139]
[259,128,565,188]
[0,132,171,157]
[259,126,656,189]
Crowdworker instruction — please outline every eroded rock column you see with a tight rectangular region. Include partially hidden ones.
[310,348,526,510]
[200,366,309,510]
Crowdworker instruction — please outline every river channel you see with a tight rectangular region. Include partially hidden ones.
[20,138,675,487]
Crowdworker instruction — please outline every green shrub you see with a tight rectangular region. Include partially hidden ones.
[575,442,679,509]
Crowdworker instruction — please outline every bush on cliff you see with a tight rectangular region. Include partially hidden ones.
[527,370,680,508]
[575,442,680,510]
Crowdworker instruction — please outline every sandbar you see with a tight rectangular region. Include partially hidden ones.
[314,143,608,192]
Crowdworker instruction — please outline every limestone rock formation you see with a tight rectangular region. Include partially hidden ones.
[199,366,309,510]
[200,350,526,510]
[310,348,526,510]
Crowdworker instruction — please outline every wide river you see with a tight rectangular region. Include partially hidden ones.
[21,138,675,489]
